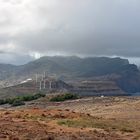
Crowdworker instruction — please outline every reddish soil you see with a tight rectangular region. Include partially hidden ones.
[0,108,130,140]
[0,96,140,140]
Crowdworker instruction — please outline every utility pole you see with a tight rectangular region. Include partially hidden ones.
[44,80,46,89]
[44,71,46,79]
[39,81,42,90]
[42,74,44,81]
[36,74,38,83]
[49,81,52,90]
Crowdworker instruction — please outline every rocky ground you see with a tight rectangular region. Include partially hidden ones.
[0,96,140,140]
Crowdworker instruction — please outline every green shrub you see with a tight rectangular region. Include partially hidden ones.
[33,93,45,99]
[0,99,6,105]
[0,93,46,106]
[50,93,78,102]
[12,99,25,107]
[22,95,35,101]
[5,98,13,104]
[6,98,22,104]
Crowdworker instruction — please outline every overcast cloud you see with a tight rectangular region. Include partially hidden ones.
[0,0,140,65]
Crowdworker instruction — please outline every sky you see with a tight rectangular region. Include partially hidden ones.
[0,0,140,65]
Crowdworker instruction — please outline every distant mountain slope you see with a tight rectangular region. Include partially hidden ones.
[46,56,129,76]
[0,64,18,80]
[0,56,140,93]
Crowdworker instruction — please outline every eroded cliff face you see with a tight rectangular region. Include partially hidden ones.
[70,80,126,96]
[115,64,140,93]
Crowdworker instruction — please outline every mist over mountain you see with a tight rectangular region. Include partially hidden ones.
[0,56,140,93]
[0,0,140,65]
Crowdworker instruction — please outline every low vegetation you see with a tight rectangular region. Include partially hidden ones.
[0,93,45,106]
[57,118,137,133]
[50,93,78,102]
[12,99,25,106]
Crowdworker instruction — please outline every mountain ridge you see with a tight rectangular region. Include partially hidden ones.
[0,56,140,93]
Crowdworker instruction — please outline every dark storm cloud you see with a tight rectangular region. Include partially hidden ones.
[0,0,140,64]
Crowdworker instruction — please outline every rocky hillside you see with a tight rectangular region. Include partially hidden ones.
[0,56,140,93]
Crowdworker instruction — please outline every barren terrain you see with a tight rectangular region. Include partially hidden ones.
[0,96,140,140]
